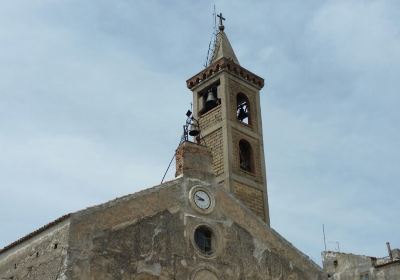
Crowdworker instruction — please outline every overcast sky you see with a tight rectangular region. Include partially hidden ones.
[1,0,399,264]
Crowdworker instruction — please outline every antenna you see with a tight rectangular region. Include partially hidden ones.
[213,4,216,29]
[323,224,327,251]
[204,5,218,68]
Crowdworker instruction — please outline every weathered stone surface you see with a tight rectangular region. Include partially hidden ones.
[88,210,182,279]
[322,251,400,279]
[0,219,70,279]
[175,141,215,181]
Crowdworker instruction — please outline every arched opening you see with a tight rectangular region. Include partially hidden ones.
[198,81,220,115]
[239,139,253,172]
[203,87,218,112]
[237,93,250,125]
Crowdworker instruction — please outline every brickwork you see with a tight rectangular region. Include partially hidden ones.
[233,181,266,221]
[174,141,214,181]
[198,104,222,132]
[231,128,263,183]
[175,145,184,177]
[200,128,224,176]
[198,104,223,176]
[228,78,258,133]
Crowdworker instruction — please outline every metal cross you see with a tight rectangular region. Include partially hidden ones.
[217,13,225,27]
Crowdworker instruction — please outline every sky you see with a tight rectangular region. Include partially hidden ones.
[0,0,399,265]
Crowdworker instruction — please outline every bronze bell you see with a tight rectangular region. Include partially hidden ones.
[237,106,248,121]
[205,91,217,108]
[188,123,200,137]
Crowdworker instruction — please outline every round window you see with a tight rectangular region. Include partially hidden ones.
[194,225,215,256]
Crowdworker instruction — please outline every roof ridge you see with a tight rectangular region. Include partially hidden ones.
[0,214,71,255]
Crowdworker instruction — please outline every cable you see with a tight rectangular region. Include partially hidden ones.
[160,149,177,184]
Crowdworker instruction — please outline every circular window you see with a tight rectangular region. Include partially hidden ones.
[194,225,215,256]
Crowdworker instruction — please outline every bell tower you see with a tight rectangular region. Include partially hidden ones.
[186,15,270,225]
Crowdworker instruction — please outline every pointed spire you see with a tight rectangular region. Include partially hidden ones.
[210,13,240,65]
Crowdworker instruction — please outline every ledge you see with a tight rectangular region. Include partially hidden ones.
[186,57,264,90]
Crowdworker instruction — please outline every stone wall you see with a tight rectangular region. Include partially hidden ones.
[175,141,214,181]
[88,209,183,279]
[65,179,186,279]
[322,251,400,280]
[375,262,400,279]
[323,251,372,279]
[0,219,70,279]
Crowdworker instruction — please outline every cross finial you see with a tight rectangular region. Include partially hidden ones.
[217,12,225,31]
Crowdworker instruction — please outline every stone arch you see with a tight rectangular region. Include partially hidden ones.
[239,139,254,173]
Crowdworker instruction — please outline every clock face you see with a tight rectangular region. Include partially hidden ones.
[193,190,211,209]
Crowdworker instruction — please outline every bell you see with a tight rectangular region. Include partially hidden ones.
[205,91,217,108]
[237,106,248,121]
[188,123,200,137]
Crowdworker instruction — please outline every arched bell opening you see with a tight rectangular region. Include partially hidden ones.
[239,139,254,173]
[198,81,221,116]
[204,87,218,112]
[237,93,250,125]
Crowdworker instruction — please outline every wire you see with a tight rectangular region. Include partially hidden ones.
[160,149,177,184]
[161,130,188,184]
[204,5,218,67]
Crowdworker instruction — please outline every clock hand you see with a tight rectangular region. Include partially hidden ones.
[195,195,205,201]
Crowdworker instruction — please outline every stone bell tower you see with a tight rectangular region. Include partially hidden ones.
[186,14,270,225]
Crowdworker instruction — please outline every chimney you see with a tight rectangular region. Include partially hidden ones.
[386,242,393,260]
[175,141,214,182]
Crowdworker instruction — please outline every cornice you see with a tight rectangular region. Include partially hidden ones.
[186,57,264,90]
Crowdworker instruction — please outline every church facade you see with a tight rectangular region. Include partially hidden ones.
[0,17,325,280]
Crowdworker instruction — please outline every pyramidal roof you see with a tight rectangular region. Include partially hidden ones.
[210,28,240,65]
